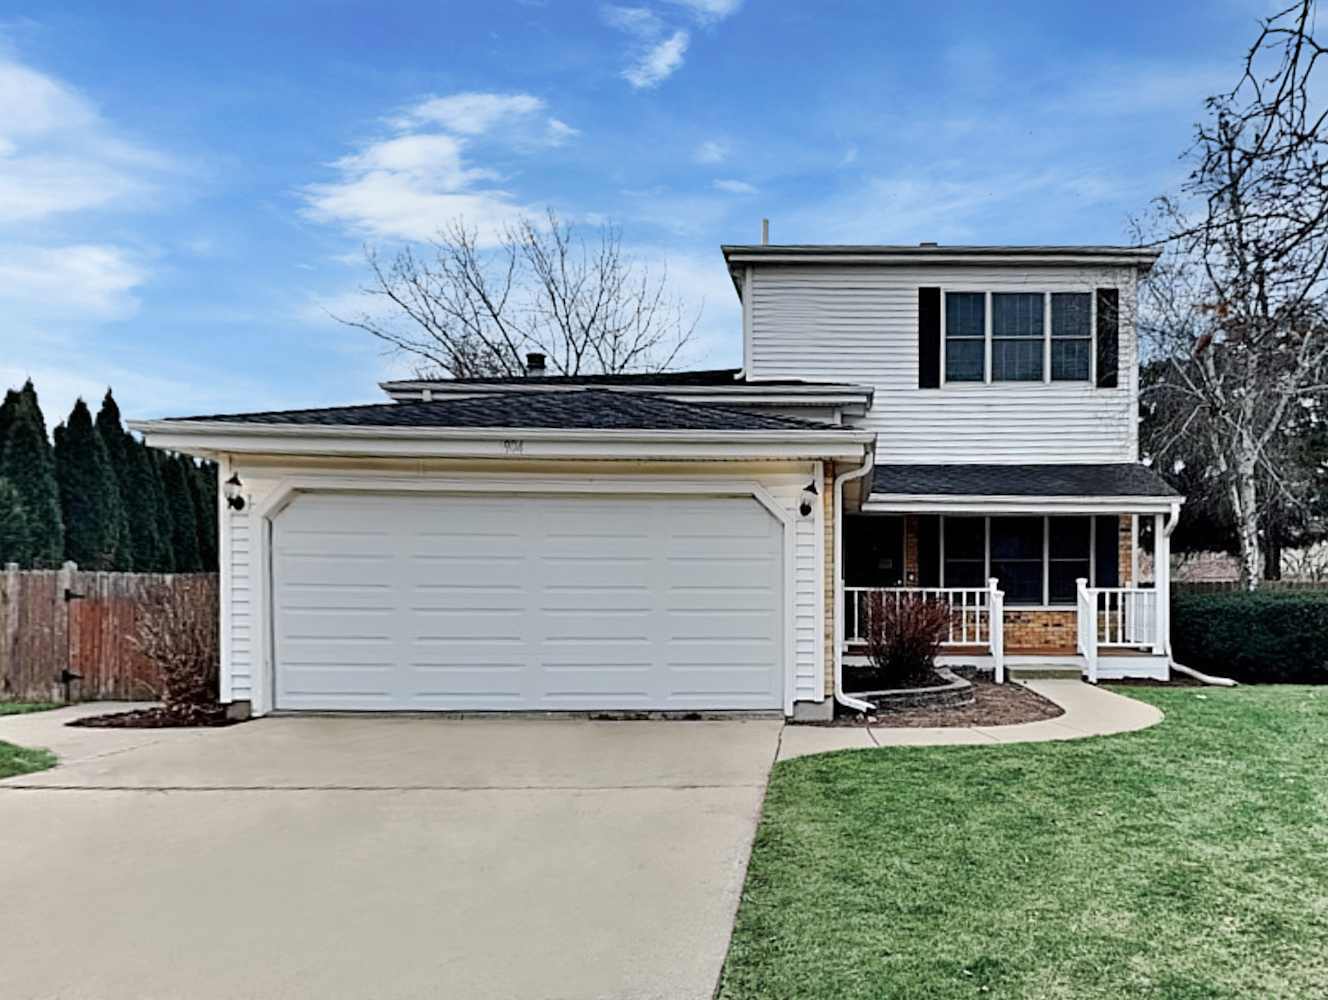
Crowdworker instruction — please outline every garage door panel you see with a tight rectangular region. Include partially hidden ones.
[273,492,784,711]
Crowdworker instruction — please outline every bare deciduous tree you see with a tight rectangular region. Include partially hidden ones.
[1140,0,1328,589]
[337,209,700,378]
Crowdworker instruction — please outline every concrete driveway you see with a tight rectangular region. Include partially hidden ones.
[0,704,782,1000]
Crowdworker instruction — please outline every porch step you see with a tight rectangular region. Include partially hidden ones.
[1007,665,1083,681]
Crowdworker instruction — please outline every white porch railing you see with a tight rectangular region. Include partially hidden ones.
[845,579,1005,683]
[1077,579,1165,684]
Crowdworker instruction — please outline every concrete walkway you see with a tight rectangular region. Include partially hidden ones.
[778,679,1163,760]
[0,706,782,1000]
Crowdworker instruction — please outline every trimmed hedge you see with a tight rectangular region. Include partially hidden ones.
[1171,590,1328,684]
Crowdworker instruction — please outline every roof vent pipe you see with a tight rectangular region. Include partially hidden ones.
[761,218,769,245]
[525,352,546,377]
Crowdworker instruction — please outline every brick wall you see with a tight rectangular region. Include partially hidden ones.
[1003,609,1077,651]
[904,515,920,580]
[1118,515,1134,585]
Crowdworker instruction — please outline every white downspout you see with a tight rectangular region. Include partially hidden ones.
[833,444,876,713]
[1157,500,1235,684]
[1160,501,1180,658]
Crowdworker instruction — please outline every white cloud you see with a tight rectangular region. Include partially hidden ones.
[713,178,756,195]
[602,5,664,38]
[624,30,689,88]
[0,58,170,224]
[694,139,729,164]
[0,243,147,319]
[667,0,743,24]
[546,117,580,144]
[303,91,578,244]
[395,92,545,134]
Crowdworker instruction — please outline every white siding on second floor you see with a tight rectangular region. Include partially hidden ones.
[746,263,1139,464]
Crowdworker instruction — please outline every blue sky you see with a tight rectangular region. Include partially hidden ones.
[0,0,1271,423]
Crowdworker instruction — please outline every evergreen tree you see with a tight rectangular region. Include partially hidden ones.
[187,458,219,571]
[93,390,136,569]
[0,478,28,566]
[0,382,64,567]
[148,446,175,571]
[162,453,201,571]
[54,399,124,570]
[122,436,167,571]
[0,388,18,452]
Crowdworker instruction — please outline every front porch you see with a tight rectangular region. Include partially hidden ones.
[841,505,1178,684]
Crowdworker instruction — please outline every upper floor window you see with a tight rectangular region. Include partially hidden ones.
[944,292,985,382]
[942,290,1095,384]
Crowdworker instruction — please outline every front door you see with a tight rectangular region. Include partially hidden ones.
[844,515,905,588]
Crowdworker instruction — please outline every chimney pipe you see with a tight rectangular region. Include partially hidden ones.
[761,218,769,245]
[525,352,546,377]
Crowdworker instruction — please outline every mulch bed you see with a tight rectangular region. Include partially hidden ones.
[834,674,1064,728]
[68,705,241,728]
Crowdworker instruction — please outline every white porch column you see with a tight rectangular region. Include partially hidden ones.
[1153,512,1169,655]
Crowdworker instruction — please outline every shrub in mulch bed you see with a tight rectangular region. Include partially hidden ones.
[68,704,241,728]
[831,673,1064,728]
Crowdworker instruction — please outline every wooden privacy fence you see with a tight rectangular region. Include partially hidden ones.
[0,563,219,703]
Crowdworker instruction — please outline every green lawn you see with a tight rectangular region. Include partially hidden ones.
[720,686,1328,1000]
[0,703,58,778]
[0,701,59,716]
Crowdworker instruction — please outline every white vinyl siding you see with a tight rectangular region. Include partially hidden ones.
[223,506,254,701]
[747,264,1139,463]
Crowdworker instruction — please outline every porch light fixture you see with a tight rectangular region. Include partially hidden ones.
[223,473,246,511]
[799,479,819,517]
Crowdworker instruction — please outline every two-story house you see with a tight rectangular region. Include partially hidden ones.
[135,243,1182,720]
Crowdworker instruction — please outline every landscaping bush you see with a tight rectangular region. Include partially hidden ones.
[133,577,221,718]
[861,594,951,687]
[1171,590,1328,683]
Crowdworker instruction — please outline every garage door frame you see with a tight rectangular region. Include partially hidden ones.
[252,474,798,715]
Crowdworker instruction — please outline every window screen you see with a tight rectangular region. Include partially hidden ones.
[1048,516,1092,603]
[945,292,985,382]
[1051,293,1092,381]
[943,516,985,588]
[991,293,1044,381]
[990,516,1043,604]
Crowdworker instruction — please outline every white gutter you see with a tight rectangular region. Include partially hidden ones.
[863,494,1184,515]
[832,446,877,714]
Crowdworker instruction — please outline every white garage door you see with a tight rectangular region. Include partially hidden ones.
[272,492,785,711]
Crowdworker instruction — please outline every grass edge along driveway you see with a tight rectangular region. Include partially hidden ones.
[719,686,1328,1000]
[0,702,59,779]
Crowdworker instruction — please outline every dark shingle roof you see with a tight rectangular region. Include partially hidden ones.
[166,388,841,432]
[401,368,746,387]
[383,368,866,390]
[872,463,1180,498]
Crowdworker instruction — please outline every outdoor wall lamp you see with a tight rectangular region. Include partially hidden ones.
[224,473,246,511]
[799,479,819,517]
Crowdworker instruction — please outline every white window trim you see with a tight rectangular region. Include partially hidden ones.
[940,288,1104,386]
[939,514,1100,608]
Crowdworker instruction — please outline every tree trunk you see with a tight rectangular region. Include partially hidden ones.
[1234,465,1262,590]
[1263,530,1282,580]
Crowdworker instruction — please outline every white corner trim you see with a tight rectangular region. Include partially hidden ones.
[249,473,805,718]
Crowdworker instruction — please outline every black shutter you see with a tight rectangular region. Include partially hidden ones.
[1094,515,1119,588]
[918,287,941,388]
[1096,288,1119,388]
[917,515,940,586]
